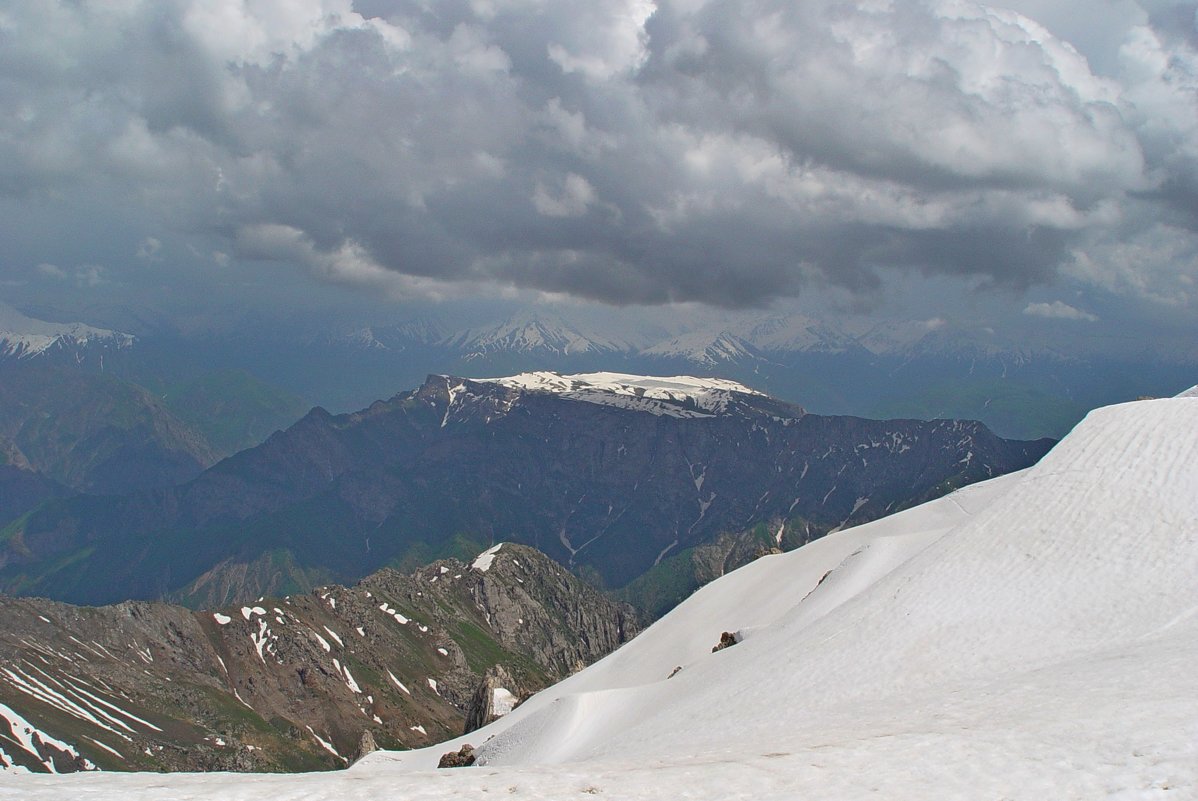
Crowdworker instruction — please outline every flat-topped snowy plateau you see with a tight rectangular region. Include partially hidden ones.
[473,370,764,417]
[5,390,1195,799]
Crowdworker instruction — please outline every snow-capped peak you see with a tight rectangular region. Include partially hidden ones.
[641,331,758,366]
[445,311,634,358]
[472,371,765,418]
[0,303,133,360]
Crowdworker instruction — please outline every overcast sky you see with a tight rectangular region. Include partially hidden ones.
[1,0,1196,352]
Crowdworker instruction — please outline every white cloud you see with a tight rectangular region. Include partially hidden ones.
[74,265,106,288]
[533,173,597,218]
[1023,301,1100,321]
[234,224,462,301]
[35,263,66,279]
[0,0,1197,318]
[136,237,162,262]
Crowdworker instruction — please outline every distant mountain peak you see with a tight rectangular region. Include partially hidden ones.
[446,311,635,358]
[0,303,134,360]
[640,331,760,366]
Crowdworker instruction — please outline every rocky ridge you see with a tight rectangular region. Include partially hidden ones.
[0,544,638,773]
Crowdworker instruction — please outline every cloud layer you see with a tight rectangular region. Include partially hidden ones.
[1024,300,1099,322]
[2,0,1197,310]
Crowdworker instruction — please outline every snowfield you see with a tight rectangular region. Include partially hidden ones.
[473,371,765,417]
[4,393,1197,799]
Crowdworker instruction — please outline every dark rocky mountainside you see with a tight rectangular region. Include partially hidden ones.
[0,544,638,773]
[0,363,218,498]
[0,362,309,528]
[0,373,1053,606]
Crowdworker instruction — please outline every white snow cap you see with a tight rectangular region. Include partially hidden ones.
[1176,383,1198,398]
[473,371,764,418]
[0,302,133,358]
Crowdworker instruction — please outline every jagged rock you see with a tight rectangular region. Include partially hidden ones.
[437,744,476,768]
[353,730,378,762]
[464,665,519,734]
[667,665,682,679]
[712,631,739,653]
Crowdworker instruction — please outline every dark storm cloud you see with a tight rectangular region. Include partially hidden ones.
[1,0,1197,311]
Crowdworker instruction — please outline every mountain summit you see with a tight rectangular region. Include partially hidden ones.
[470,371,771,418]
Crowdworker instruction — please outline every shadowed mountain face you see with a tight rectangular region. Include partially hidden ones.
[0,374,1053,606]
[0,359,309,529]
[0,364,217,497]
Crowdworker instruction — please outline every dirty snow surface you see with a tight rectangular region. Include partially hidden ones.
[5,395,1197,799]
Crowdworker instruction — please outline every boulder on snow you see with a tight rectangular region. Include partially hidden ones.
[437,744,476,768]
[712,631,739,653]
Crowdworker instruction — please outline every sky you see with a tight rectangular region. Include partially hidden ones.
[1,0,1197,353]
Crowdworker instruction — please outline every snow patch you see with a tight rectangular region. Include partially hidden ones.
[239,606,265,621]
[387,671,410,695]
[0,701,86,773]
[472,543,503,572]
[491,688,517,718]
[304,727,345,763]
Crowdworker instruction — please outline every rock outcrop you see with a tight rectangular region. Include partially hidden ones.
[463,665,520,735]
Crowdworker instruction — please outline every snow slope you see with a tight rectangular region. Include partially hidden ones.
[5,394,1197,798]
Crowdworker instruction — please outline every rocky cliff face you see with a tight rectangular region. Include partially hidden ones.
[0,544,639,773]
[0,372,1053,606]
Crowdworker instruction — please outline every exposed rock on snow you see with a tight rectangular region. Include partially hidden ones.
[436,744,476,769]
[710,631,738,653]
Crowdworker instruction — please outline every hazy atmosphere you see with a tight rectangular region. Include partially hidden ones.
[1,0,1197,357]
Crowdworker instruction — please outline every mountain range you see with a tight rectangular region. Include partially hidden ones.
[6,302,1196,442]
[349,385,1195,799]
[4,387,1192,795]
[0,308,309,522]
[0,372,1051,608]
